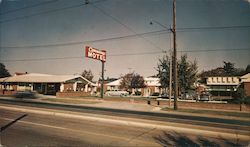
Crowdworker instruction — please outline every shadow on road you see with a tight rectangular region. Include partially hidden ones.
[0,114,28,133]
[153,131,244,147]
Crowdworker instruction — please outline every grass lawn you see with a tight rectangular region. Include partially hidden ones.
[42,98,101,104]
[162,107,250,118]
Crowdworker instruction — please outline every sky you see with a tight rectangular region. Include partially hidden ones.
[0,0,250,81]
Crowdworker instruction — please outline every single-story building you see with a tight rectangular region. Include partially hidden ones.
[105,77,162,97]
[0,73,95,97]
[206,76,240,98]
[240,73,250,96]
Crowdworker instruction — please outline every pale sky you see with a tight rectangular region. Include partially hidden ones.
[0,0,250,80]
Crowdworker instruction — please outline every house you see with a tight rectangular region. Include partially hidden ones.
[240,73,250,96]
[106,79,121,91]
[142,77,161,97]
[105,77,162,97]
[0,73,95,97]
[206,76,240,98]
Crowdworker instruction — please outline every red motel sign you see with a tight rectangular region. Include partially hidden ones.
[85,46,106,62]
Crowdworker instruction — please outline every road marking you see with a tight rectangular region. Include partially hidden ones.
[0,117,158,146]
[0,105,249,141]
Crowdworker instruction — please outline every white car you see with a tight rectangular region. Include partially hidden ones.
[105,90,129,97]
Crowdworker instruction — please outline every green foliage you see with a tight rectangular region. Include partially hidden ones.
[229,86,250,104]
[156,55,170,88]
[131,74,145,89]
[156,54,198,94]
[81,69,94,82]
[119,72,145,91]
[0,63,11,78]
[246,64,250,73]
[199,61,245,80]
[178,55,198,94]
[223,61,235,75]
[134,91,142,96]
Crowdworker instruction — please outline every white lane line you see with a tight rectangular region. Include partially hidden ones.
[0,105,249,141]
[0,117,158,146]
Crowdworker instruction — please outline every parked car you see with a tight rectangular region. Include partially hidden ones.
[199,93,211,101]
[105,90,129,97]
[159,93,174,99]
[14,91,36,98]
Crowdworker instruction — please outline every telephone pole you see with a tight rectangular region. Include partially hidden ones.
[172,0,178,110]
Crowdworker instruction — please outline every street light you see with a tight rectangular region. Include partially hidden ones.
[149,20,168,30]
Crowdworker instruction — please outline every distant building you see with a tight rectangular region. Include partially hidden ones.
[240,73,250,96]
[142,77,161,97]
[206,76,240,98]
[105,77,162,97]
[106,79,121,91]
[0,73,95,96]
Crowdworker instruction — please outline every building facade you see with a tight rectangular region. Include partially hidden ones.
[206,76,240,98]
[0,73,95,96]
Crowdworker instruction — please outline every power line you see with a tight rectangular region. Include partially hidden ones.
[90,2,163,51]
[0,0,106,24]
[1,48,249,62]
[0,29,169,49]
[0,0,58,15]
[177,25,250,32]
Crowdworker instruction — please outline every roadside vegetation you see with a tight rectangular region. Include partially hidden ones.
[162,107,250,118]
[41,98,101,104]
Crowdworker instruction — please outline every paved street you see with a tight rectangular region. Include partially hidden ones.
[0,103,249,147]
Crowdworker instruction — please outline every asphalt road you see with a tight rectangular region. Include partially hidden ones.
[0,103,249,146]
[0,98,249,131]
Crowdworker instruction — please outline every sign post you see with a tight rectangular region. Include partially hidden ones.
[85,46,106,98]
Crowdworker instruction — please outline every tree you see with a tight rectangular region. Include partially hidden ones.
[245,64,250,74]
[223,61,236,75]
[234,86,247,111]
[0,63,11,78]
[119,72,145,92]
[178,54,198,94]
[156,54,198,95]
[81,69,94,82]
[131,73,146,90]
[119,73,133,91]
[156,55,170,92]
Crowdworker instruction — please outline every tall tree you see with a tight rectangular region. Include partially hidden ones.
[81,69,94,82]
[119,73,133,91]
[156,54,197,94]
[0,63,11,78]
[156,55,170,91]
[223,61,236,75]
[178,55,198,94]
[245,64,250,74]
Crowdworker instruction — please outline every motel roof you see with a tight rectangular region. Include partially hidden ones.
[106,79,121,86]
[241,73,250,82]
[0,73,94,84]
[106,77,161,87]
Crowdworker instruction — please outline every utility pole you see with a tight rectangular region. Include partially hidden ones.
[101,61,105,98]
[173,0,178,110]
[169,50,172,108]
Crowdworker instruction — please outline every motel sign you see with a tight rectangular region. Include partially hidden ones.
[85,46,106,62]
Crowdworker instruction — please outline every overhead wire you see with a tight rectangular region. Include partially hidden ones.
[89,2,164,51]
[0,0,59,15]
[0,0,106,24]
[0,29,170,49]
[1,48,249,62]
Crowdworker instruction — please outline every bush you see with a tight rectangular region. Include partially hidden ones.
[135,91,141,96]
